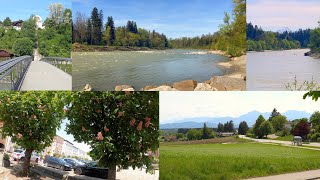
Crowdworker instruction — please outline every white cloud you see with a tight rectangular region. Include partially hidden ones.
[160,91,319,123]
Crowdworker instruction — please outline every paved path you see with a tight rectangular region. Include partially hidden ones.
[20,61,72,90]
[246,169,320,180]
[239,135,320,148]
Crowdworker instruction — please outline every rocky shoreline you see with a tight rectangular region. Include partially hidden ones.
[114,52,246,91]
[305,50,320,59]
[72,43,166,52]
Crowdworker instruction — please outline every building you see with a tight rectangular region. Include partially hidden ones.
[62,140,74,157]
[33,15,44,29]
[0,135,14,152]
[0,50,14,58]
[12,20,23,31]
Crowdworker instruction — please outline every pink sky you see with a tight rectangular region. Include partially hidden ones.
[248,0,320,31]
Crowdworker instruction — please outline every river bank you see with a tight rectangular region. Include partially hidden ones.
[305,49,320,59]
[72,43,167,52]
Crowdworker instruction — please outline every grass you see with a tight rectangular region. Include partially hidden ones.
[160,142,320,180]
[274,135,294,141]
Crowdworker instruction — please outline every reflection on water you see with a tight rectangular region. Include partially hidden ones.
[247,49,320,90]
[72,49,229,90]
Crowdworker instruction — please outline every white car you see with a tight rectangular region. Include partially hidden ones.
[12,149,40,163]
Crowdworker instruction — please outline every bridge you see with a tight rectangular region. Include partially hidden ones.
[0,56,72,90]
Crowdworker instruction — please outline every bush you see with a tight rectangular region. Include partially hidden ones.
[3,153,9,161]
[13,37,34,56]
[246,133,255,138]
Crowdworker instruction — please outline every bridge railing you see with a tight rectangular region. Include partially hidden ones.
[0,56,32,90]
[41,57,72,75]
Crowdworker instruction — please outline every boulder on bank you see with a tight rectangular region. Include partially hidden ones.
[208,76,246,91]
[143,85,158,91]
[148,86,178,91]
[115,85,134,91]
[173,80,198,91]
[194,83,217,91]
[82,84,92,91]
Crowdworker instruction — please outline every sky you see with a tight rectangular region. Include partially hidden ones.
[160,92,320,124]
[0,0,72,22]
[72,0,233,38]
[57,119,91,153]
[248,0,320,31]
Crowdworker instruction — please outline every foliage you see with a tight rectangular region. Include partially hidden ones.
[187,129,202,141]
[285,76,320,91]
[3,17,11,26]
[3,153,9,161]
[247,22,310,51]
[202,123,210,139]
[260,121,273,138]
[309,28,320,53]
[160,142,320,180]
[65,92,159,180]
[253,115,266,138]
[0,91,68,175]
[223,120,235,132]
[217,123,224,132]
[12,38,34,56]
[238,121,249,135]
[292,119,310,140]
[271,115,288,132]
[268,108,281,121]
[304,91,320,102]
[38,6,72,58]
[310,111,320,127]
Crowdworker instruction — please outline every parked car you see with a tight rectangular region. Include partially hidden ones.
[74,162,108,179]
[20,151,40,163]
[44,156,72,171]
[63,158,85,168]
[12,149,24,161]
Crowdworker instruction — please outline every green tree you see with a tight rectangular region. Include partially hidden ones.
[176,133,184,139]
[65,92,159,180]
[202,123,210,139]
[106,16,116,45]
[253,115,266,138]
[103,26,111,46]
[217,123,224,132]
[90,7,102,45]
[271,115,288,132]
[3,17,11,26]
[238,121,249,135]
[310,111,320,127]
[13,38,34,56]
[260,121,273,138]
[0,91,68,175]
[268,108,281,121]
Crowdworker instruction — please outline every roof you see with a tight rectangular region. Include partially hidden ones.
[12,20,23,26]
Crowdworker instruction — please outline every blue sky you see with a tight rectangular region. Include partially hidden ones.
[57,119,91,153]
[248,0,320,31]
[72,0,233,38]
[0,0,72,22]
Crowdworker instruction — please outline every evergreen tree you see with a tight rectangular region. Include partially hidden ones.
[90,7,101,45]
[202,123,210,139]
[217,123,224,132]
[268,108,281,121]
[106,16,116,45]
[3,17,11,26]
[238,121,249,135]
[253,115,266,138]
[86,18,92,45]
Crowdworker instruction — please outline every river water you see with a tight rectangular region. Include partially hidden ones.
[247,49,320,90]
[72,49,228,90]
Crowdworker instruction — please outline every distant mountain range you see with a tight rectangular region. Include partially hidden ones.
[160,110,311,129]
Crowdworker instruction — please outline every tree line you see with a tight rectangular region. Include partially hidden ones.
[309,21,320,54]
[170,0,246,57]
[246,22,312,51]
[72,8,170,48]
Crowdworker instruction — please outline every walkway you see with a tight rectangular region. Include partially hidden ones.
[239,135,320,148]
[246,169,320,180]
[20,61,72,90]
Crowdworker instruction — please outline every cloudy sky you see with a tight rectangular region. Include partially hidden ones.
[160,92,320,124]
[0,0,71,22]
[72,0,233,38]
[247,0,320,31]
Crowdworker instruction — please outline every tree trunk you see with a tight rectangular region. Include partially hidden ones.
[22,148,33,176]
[107,165,116,180]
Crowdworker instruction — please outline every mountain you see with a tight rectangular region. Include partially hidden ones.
[160,110,311,129]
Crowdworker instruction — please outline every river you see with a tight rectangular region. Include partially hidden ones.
[247,49,320,90]
[72,49,229,90]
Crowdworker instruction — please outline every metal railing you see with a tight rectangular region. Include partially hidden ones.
[0,56,32,90]
[41,57,72,75]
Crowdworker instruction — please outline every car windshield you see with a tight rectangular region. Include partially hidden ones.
[87,162,97,167]
[14,150,23,153]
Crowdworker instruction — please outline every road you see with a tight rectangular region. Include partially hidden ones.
[20,61,72,90]
[239,135,320,148]
[245,169,320,180]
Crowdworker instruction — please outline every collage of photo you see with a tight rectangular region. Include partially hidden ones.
[0,0,319,180]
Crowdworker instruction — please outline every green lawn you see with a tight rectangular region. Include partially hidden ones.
[274,135,294,141]
[160,142,320,180]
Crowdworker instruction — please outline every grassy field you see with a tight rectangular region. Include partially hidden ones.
[160,140,320,180]
[274,135,294,141]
